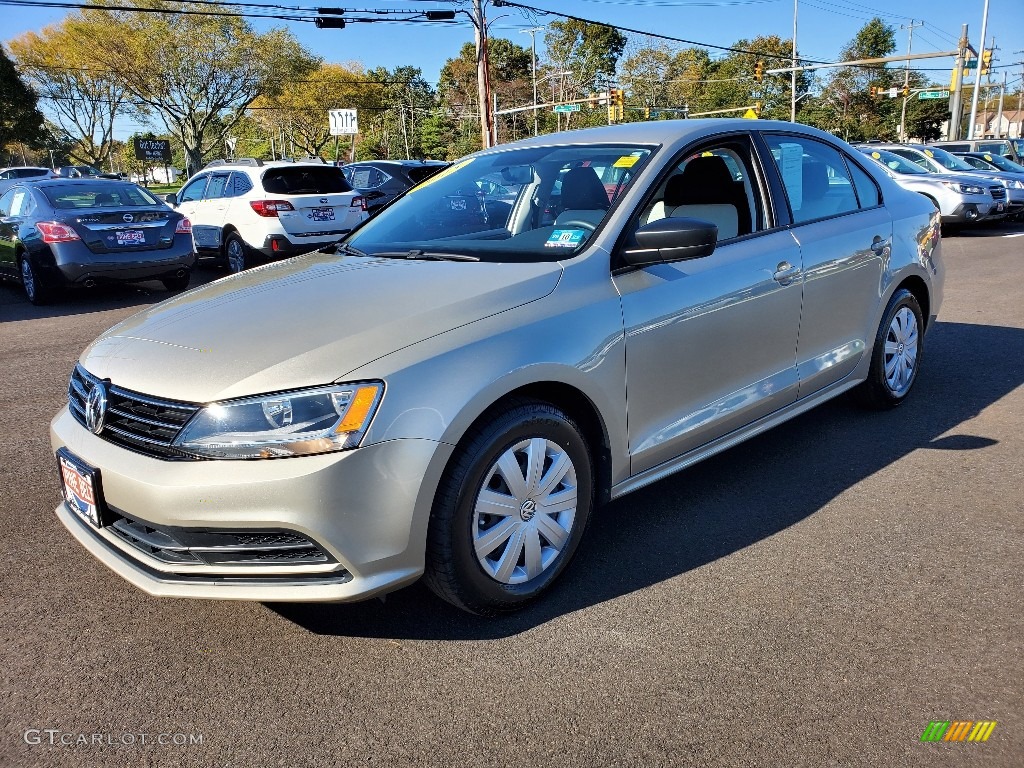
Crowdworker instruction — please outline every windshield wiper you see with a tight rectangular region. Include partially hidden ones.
[374,249,479,262]
[332,242,369,257]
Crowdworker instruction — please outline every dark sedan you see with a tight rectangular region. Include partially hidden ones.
[0,180,196,305]
[341,160,450,214]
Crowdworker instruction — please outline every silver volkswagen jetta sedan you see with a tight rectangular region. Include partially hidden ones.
[51,120,944,615]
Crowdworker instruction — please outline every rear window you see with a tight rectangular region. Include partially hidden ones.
[407,165,449,184]
[44,184,160,209]
[261,166,352,195]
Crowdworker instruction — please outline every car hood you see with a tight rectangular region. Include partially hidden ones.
[80,252,563,402]
[903,171,999,187]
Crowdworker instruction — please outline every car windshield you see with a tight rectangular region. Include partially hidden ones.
[261,166,352,195]
[44,183,161,209]
[345,143,653,263]
[922,146,976,172]
[976,153,1024,173]
[862,149,928,175]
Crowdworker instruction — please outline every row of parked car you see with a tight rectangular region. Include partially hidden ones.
[854,139,1024,227]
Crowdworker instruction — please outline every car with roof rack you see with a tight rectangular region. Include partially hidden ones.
[165,158,368,272]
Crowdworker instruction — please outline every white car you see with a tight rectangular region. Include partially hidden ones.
[167,159,368,272]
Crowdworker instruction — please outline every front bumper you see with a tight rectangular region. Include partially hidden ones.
[50,407,453,602]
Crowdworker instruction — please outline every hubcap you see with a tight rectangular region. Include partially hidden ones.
[883,307,919,396]
[227,241,245,272]
[21,259,35,301]
[472,437,578,585]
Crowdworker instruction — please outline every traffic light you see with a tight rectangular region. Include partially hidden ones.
[870,86,877,97]
[902,85,910,97]
[980,48,992,76]
[643,107,651,119]
[588,93,599,109]
[606,88,624,122]
[754,61,764,83]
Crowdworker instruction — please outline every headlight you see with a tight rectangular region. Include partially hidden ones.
[943,181,984,195]
[173,383,383,459]
[1012,180,1024,189]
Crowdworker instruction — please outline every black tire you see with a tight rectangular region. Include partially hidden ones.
[19,253,54,305]
[424,400,594,615]
[855,288,924,409]
[161,271,191,292]
[223,232,253,273]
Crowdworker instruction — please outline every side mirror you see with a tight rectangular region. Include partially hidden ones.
[164,193,177,207]
[622,217,718,267]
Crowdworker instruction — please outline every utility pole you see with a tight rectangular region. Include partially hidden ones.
[791,0,798,122]
[899,20,923,142]
[949,24,969,140]
[1018,53,1024,139]
[994,71,1006,139]
[520,26,544,137]
[967,0,990,139]
[472,0,495,149]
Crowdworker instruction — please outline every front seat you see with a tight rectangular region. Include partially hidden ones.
[671,155,752,236]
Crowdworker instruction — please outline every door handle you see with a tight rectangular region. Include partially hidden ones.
[773,261,801,285]
[870,236,889,256]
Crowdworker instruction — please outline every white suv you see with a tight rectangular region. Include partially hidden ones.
[168,159,368,272]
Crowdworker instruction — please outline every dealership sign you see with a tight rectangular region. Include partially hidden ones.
[133,138,172,163]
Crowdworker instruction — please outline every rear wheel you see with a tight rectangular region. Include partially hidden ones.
[424,400,594,615]
[19,254,54,305]
[224,233,253,273]
[855,288,924,409]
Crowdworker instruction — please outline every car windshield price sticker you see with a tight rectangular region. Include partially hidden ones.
[545,229,586,248]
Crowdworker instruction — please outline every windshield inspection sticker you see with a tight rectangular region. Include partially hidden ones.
[871,151,882,159]
[613,155,641,168]
[545,229,586,248]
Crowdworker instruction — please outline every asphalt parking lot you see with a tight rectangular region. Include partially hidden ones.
[1,227,1022,768]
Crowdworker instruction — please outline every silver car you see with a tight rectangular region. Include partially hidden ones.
[857,147,999,225]
[50,120,944,615]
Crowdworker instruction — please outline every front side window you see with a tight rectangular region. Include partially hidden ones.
[346,144,653,263]
[763,135,859,224]
[179,175,208,203]
[635,141,764,240]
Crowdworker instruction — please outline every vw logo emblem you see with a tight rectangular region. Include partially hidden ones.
[84,380,108,435]
[123,213,134,223]
[519,499,537,521]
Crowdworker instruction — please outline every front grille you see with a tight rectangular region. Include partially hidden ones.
[68,364,201,460]
[107,512,334,567]
[990,186,1006,201]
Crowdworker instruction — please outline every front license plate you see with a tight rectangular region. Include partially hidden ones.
[57,448,103,528]
[995,202,1005,212]
[115,229,146,246]
[311,207,335,222]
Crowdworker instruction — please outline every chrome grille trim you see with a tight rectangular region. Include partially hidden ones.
[68,365,201,460]
[990,186,1006,201]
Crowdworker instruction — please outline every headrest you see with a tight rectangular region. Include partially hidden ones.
[560,167,609,210]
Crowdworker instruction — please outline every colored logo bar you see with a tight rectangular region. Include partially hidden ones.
[921,721,997,742]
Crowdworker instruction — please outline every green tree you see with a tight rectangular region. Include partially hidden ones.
[74,0,317,174]
[0,45,46,152]
[815,18,899,141]
[543,20,627,129]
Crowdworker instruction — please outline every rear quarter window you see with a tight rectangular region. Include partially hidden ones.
[261,166,352,195]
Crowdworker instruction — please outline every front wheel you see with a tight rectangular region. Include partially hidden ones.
[424,401,594,615]
[855,288,924,409]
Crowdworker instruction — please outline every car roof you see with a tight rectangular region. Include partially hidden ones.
[25,178,140,188]
[0,166,51,172]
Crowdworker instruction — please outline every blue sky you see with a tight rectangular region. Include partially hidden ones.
[5,0,1023,139]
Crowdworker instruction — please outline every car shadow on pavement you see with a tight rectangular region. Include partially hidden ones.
[0,265,224,323]
[275,319,1024,639]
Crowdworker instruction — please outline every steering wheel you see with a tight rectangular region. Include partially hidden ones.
[555,218,597,232]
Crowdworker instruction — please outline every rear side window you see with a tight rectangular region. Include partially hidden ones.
[227,172,253,197]
[407,165,448,184]
[43,184,160,209]
[846,158,880,208]
[204,173,230,199]
[763,134,859,224]
[261,166,352,195]
[348,166,387,189]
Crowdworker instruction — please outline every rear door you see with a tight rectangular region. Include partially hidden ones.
[0,187,22,275]
[759,132,891,398]
[263,165,363,239]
